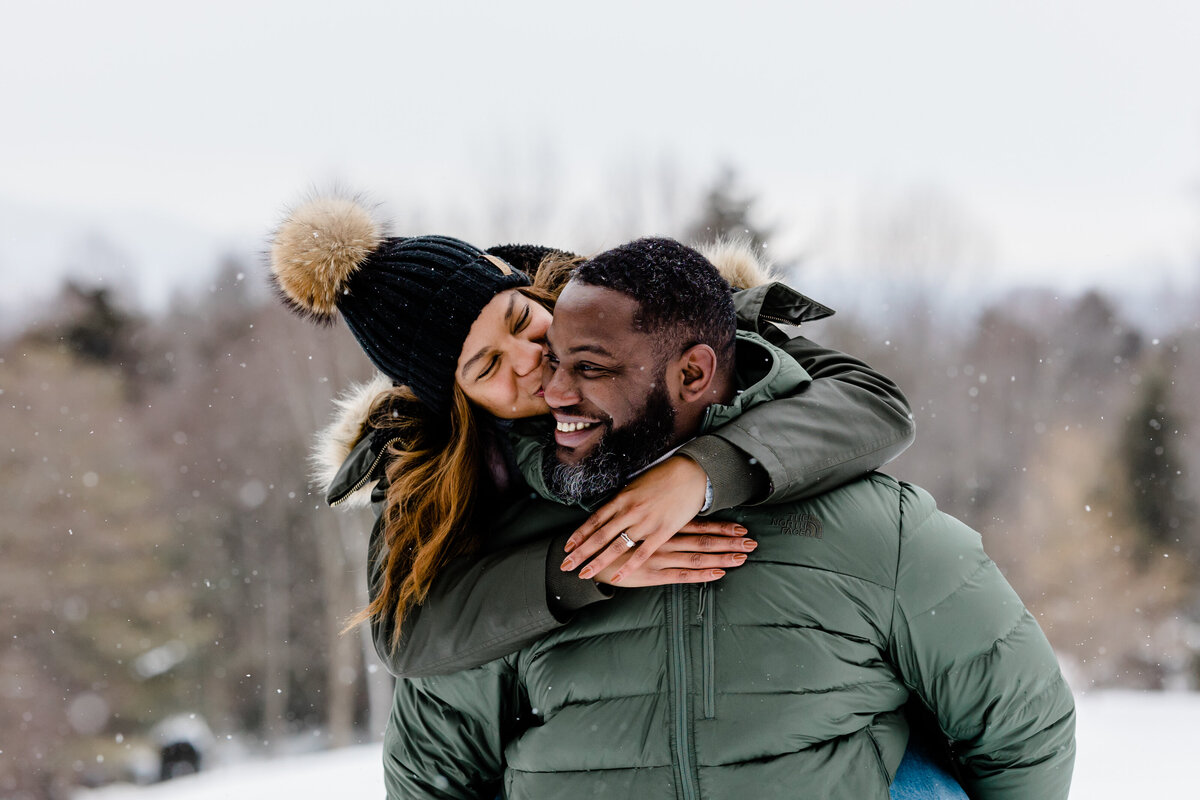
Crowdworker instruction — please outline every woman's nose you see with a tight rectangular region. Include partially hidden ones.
[513,339,543,378]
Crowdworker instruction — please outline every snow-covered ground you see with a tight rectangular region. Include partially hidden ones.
[74,690,1190,799]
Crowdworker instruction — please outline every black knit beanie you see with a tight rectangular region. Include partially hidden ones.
[484,244,566,278]
[269,196,529,411]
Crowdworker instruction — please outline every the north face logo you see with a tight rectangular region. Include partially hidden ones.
[770,511,823,539]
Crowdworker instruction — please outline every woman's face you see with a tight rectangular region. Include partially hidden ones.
[456,288,553,419]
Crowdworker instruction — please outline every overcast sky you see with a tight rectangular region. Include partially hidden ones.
[2,0,1198,311]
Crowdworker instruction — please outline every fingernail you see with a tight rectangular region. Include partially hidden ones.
[611,573,623,583]
[734,525,748,534]
[560,558,575,571]
[563,539,577,553]
[579,566,596,579]
[732,553,747,564]
[743,540,758,551]
[711,570,726,578]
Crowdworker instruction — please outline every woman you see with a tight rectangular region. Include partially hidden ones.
[270,195,966,799]
[270,194,915,677]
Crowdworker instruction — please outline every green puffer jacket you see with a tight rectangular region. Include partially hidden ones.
[383,333,1075,800]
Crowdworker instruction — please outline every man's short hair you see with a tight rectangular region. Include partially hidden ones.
[573,237,737,364]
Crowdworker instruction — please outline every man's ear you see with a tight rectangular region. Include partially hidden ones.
[675,344,718,402]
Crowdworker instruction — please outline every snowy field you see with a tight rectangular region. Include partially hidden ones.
[74,691,1191,799]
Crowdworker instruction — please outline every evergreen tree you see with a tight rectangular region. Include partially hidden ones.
[684,166,775,253]
[59,282,136,365]
[1120,365,1193,560]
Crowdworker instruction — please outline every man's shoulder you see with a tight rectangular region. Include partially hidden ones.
[848,480,995,617]
[802,476,970,561]
[745,471,910,520]
[725,475,954,571]
[715,474,908,587]
[802,473,943,531]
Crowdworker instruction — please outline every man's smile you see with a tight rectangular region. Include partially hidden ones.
[551,414,606,451]
[555,420,597,432]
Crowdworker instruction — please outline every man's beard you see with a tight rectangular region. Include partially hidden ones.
[542,383,676,505]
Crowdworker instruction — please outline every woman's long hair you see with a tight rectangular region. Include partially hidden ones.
[348,252,580,650]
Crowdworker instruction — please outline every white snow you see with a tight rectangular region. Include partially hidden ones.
[1069,690,1192,799]
[73,690,1193,799]
[74,746,385,799]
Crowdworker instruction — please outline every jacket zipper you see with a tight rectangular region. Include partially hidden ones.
[668,585,699,800]
[329,436,402,507]
[757,312,796,326]
[698,585,716,720]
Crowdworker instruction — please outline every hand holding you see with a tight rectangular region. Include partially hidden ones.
[590,529,757,587]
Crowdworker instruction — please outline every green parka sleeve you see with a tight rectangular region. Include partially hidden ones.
[888,483,1076,799]
[381,657,519,799]
[678,282,913,509]
[678,330,914,509]
[367,507,600,677]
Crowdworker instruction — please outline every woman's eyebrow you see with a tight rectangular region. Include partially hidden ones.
[460,345,495,379]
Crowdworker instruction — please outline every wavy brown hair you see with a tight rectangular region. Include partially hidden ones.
[346,252,582,651]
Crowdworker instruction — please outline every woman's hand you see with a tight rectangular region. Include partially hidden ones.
[590,528,757,587]
[559,455,750,583]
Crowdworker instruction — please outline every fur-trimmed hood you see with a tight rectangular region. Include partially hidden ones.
[310,372,393,509]
[699,237,780,290]
[310,238,829,508]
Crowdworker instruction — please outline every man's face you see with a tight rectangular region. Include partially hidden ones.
[541,282,679,500]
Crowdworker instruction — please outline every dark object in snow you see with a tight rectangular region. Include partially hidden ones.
[159,739,201,780]
[150,713,214,782]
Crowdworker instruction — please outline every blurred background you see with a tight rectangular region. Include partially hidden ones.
[2,1,1198,798]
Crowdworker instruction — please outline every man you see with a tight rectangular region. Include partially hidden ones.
[383,238,1076,799]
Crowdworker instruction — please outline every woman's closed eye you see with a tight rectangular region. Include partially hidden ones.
[512,304,531,335]
[476,353,501,381]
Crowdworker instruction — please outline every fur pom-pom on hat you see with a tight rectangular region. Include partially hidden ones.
[270,195,386,321]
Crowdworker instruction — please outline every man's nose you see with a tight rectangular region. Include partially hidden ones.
[542,361,579,408]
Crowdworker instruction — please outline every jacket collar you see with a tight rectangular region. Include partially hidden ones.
[732,281,834,339]
[700,329,810,433]
[314,373,394,508]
